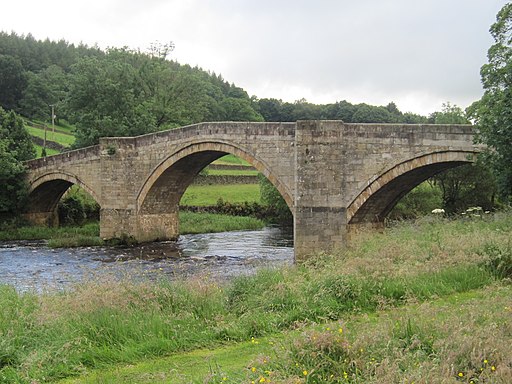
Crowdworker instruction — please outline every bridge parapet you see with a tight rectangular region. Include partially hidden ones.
[25,145,101,170]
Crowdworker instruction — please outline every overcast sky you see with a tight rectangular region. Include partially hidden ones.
[1,0,508,115]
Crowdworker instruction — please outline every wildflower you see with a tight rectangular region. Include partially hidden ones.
[343,371,348,378]
[458,372,464,377]
[303,370,308,376]
[222,377,227,381]
[259,377,266,383]
[491,366,496,371]
[251,367,257,372]
[484,359,488,364]
[338,327,343,334]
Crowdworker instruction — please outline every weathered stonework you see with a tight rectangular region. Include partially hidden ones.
[24,121,480,260]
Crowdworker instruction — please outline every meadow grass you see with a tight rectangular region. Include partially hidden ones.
[180,184,261,206]
[179,211,265,234]
[33,144,60,157]
[0,212,510,383]
[65,285,511,384]
[26,126,76,147]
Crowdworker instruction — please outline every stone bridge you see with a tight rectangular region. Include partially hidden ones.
[24,120,480,260]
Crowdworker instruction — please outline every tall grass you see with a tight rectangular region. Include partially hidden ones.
[0,212,265,245]
[179,211,265,234]
[0,212,510,383]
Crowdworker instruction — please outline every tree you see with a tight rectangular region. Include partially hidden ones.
[469,2,512,198]
[429,103,499,213]
[0,54,26,112]
[430,102,468,124]
[0,107,36,161]
[0,108,34,221]
[20,65,68,121]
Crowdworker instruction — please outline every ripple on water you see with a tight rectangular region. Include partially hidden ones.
[0,227,294,292]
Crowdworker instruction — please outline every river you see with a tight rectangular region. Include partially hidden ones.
[0,226,294,292]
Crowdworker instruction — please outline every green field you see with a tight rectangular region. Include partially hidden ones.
[26,125,75,147]
[33,144,60,157]
[180,184,261,206]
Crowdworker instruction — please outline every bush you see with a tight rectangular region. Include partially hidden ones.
[57,186,99,225]
[258,174,292,224]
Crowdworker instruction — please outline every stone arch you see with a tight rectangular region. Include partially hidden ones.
[26,171,101,224]
[347,150,479,224]
[137,141,293,214]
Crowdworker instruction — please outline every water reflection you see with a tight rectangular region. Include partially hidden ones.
[0,227,294,292]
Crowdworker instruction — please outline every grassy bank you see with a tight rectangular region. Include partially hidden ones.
[0,212,510,383]
[180,184,260,206]
[61,285,512,383]
[0,212,265,246]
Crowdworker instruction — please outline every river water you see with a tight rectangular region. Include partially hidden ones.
[0,227,294,292]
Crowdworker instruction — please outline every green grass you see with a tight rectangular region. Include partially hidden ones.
[59,285,512,383]
[26,125,76,147]
[1,212,511,383]
[212,154,251,166]
[33,144,60,157]
[205,168,260,176]
[0,213,265,245]
[180,184,261,206]
[0,222,100,242]
[180,211,265,234]
[28,119,76,135]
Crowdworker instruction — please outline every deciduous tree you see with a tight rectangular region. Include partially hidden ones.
[469,2,512,198]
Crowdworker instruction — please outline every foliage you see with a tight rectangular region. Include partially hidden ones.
[429,101,468,124]
[389,182,442,220]
[256,98,428,123]
[469,2,512,198]
[57,187,99,226]
[434,163,499,214]
[0,108,35,220]
[0,107,35,161]
[0,140,28,219]
[258,174,293,223]
[0,54,26,111]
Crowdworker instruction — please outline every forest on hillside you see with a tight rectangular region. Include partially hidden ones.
[0,32,431,149]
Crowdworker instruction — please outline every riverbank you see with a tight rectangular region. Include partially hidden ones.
[0,212,266,247]
[1,211,511,383]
